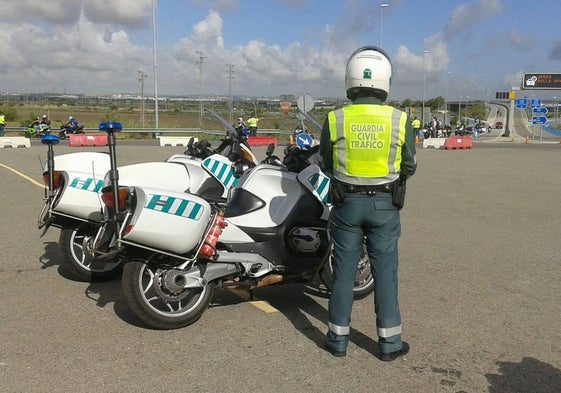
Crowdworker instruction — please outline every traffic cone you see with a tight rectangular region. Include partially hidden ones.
[524,136,529,144]
[415,136,419,144]
[289,135,294,145]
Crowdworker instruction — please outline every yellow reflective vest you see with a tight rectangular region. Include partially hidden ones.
[247,117,258,127]
[327,104,407,185]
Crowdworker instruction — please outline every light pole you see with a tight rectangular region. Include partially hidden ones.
[226,64,235,125]
[137,70,147,126]
[379,3,389,48]
[458,81,464,126]
[196,50,206,130]
[422,50,428,127]
[444,71,451,126]
[152,0,159,129]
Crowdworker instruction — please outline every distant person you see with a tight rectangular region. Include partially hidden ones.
[29,117,41,128]
[235,117,249,144]
[472,125,479,139]
[65,116,80,133]
[430,116,438,138]
[236,117,247,130]
[292,124,308,143]
[247,115,260,136]
[40,114,51,126]
[411,116,421,139]
[0,112,5,136]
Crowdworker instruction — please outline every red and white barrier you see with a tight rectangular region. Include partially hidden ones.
[444,136,473,150]
[69,134,108,147]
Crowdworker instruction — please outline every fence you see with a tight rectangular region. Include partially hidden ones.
[4,127,294,141]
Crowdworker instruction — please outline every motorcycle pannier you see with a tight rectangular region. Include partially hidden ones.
[123,187,212,255]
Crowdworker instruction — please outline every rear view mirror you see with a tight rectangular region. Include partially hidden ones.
[265,143,275,156]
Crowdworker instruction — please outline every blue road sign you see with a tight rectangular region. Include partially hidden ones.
[295,133,314,149]
[531,98,542,108]
[532,116,547,125]
[516,98,527,109]
[532,107,548,115]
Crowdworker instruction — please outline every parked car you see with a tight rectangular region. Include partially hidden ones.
[495,121,504,129]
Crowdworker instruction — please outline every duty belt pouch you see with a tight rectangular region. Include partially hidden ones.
[329,181,346,206]
[391,177,407,210]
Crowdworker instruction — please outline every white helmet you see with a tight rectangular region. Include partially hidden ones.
[345,46,392,101]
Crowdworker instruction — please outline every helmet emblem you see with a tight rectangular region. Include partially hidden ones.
[363,68,372,79]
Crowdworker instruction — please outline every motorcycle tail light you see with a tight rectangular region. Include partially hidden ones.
[42,170,62,190]
[101,187,130,211]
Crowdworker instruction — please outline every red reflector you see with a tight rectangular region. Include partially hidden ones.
[124,224,134,236]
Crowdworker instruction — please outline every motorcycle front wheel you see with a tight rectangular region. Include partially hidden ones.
[320,242,375,299]
[59,224,122,282]
[58,131,67,140]
[122,258,215,329]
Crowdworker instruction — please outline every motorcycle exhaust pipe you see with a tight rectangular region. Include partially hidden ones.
[252,274,284,288]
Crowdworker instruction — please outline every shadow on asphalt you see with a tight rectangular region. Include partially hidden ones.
[248,282,381,357]
[40,239,380,354]
[39,240,147,328]
[39,240,63,272]
[486,357,561,393]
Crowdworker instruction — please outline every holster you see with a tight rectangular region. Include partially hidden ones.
[391,176,407,210]
[329,181,346,206]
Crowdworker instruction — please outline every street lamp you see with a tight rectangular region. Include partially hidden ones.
[196,50,206,130]
[444,71,451,126]
[422,50,428,127]
[137,70,147,126]
[458,81,464,126]
[152,0,159,129]
[379,4,389,48]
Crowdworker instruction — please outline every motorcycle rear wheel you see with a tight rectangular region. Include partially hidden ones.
[320,243,375,299]
[122,259,215,329]
[59,224,122,282]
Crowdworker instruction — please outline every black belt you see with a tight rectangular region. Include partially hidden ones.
[343,183,393,195]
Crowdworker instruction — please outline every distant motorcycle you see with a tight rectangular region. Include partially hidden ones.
[26,122,51,138]
[58,123,85,140]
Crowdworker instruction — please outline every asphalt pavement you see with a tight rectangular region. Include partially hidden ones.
[1,140,560,393]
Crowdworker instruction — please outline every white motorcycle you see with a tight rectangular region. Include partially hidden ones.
[94,131,374,329]
[38,113,258,282]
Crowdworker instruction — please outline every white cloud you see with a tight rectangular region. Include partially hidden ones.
[83,0,152,27]
[444,0,502,39]
[191,10,225,49]
[509,29,533,51]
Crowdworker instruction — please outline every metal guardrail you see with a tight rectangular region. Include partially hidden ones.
[3,126,291,138]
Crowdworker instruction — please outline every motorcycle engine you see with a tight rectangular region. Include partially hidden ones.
[287,227,321,253]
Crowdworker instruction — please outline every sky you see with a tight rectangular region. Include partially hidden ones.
[0,0,560,102]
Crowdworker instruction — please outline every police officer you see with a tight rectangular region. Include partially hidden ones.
[319,46,417,361]
[0,112,6,136]
[247,115,260,136]
[411,116,421,139]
